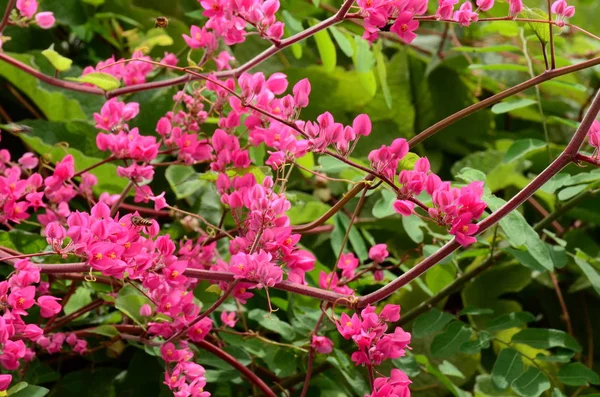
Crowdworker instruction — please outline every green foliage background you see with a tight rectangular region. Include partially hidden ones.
[1,0,600,396]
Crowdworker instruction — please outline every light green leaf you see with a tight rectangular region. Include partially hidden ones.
[63,287,93,317]
[282,11,303,32]
[165,165,202,200]
[540,173,570,194]
[115,284,152,327]
[88,325,120,338]
[329,26,354,57]
[66,72,121,91]
[523,8,551,45]
[372,190,397,218]
[431,321,473,358]
[469,64,529,72]
[439,360,465,379]
[312,20,336,72]
[573,257,600,296]
[353,36,375,72]
[511,328,582,352]
[412,308,455,338]
[41,44,73,71]
[374,42,392,109]
[402,215,425,244]
[557,362,600,386]
[504,139,547,162]
[491,348,524,390]
[9,385,50,397]
[492,99,538,114]
[557,184,587,201]
[511,367,550,397]
[452,45,522,53]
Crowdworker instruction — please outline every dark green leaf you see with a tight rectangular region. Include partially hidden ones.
[573,257,600,296]
[511,329,582,352]
[412,308,455,338]
[248,309,296,341]
[511,367,550,397]
[487,312,536,331]
[557,362,600,386]
[430,321,473,358]
[491,99,538,114]
[504,139,547,162]
[491,348,524,390]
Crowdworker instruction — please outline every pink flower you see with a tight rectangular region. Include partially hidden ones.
[454,1,479,26]
[380,304,400,322]
[393,200,415,216]
[18,153,38,169]
[161,52,178,67]
[508,0,523,17]
[16,0,37,18]
[140,304,153,316]
[551,0,575,27]
[37,295,62,318]
[352,114,372,137]
[476,0,494,11]
[450,214,479,247]
[369,244,389,264]
[0,340,26,370]
[311,335,334,354]
[8,285,36,315]
[35,12,55,29]
[436,0,458,19]
[220,311,237,328]
[336,312,362,339]
[390,12,419,44]
[293,78,311,108]
[214,51,234,70]
[0,374,12,391]
[337,253,359,279]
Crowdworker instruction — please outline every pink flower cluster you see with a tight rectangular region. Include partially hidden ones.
[336,304,411,366]
[162,343,210,396]
[215,174,315,298]
[391,156,486,246]
[551,0,575,27]
[0,259,87,377]
[193,0,285,46]
[83,51,177,86]
[0,151,96,227]
[366,369,412,397]
[16,0,55,29]
[368,138,409,181]
[301,112,372,155]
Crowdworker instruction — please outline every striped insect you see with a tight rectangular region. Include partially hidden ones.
[154,16,169,28]
[130,216,153,227]
[110,125,129,134]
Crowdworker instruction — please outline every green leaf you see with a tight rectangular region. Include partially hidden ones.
[430,321,473,358]
[165,165,203,200]
[329,26,354,57]
[115,284,152,327]
[426,263,456,294]
[374,42,392,109]
[504,139,547,162]
[0,230,47,254]
[326,349,370,395]
[372,190,396,218]
[82,0,105,6]
[573,257,600,296]
[491,348,524,390]
[523,8,551,45]
[487,312,536,331]
[88,325,120,338]
[9,385,50,397]
[353,36,375,72]
[248,309,296,341]
[41,44,73,71]
[286,191,332,225]
[452,45,522,53]
[63,287,93,317]
[296,152,315,178]
[469,64,530,72]
[511,329,582,352]
[282,11,303,32]
[460,331,493,354]
[412,308,455,338]
[402,215,425,244]
[8,382,29,395]
[491,99,538,114]
[311,20,336,72]
[557,362,600,386]
[511,367,550,397]
[487,196,553,271]
[65,72,121,91]
[439,360,465,379]
[558,185,587,201]
[540,173,570,194]
[459,306,494,316]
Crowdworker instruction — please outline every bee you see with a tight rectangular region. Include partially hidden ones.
[2,124,32,134]
[110,125,129,134]
[155,16,169,29]
[131,216,153,227]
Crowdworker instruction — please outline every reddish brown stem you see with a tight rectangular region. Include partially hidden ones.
[549,272,573,336]
[575,153,600,167]
[196,340,277,397]
[0,0,16,33]
[44,299,105,333]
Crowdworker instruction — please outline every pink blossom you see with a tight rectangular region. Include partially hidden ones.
[369,244,389,264]
[0,374,12,391]
[311,335,334,354]
[293,78,311,108]
[436,0,458,19]
[8,286,36,315]
[450,213,479,247]
[508,0,523,17]
[140,304,153,316]
[551,0,575,27]
[454,1,479,26]
[0,340,26,370]
[220,311,237,328]
[393,200,415,216]
[18,153,38,169]
[16,0,37,18]
[337,253,359,279]
[161,52,178,67]
[35,11,55,29]
[476,0,494,11]
[37,295,62,318]
[589,120,600,150]
[390,12,419,44]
